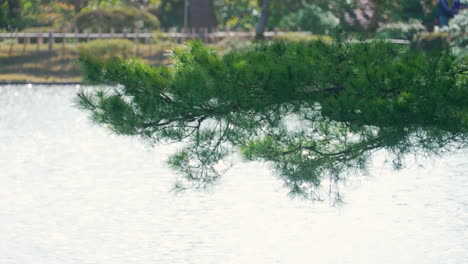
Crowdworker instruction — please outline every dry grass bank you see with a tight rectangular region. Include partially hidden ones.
[0,35,322,83]
[0,42,176,83]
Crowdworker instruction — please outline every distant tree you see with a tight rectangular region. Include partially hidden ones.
[189,0,217,29]
[136,0,185,28]
[0,0,23,29]
[276,3,339,34]
[75,7,160,31]
[76,40,468,202]
[213,0,259,30]
[388,0,439,30]
[133,0,217,30]
[256,0,269,39]
[64,0,91,13]
[335,0,439,34]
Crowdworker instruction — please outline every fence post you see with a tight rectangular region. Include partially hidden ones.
[62,31,66,56]
[238,28,244,42]
[145,31,151,57]
[210,27,216,42]
[74,28,79,45]
[249,27,255,40]
[134,28,139,56]
[37,31,42,51]
[274,27,279,38]
[22,33,29,55]
[192,27,197,42]
[48,30,53,52]
[177,27,182,43]
[226,28,231,41]
[8,29,17,56]
[181,27,186,43]
[202,27,208,42]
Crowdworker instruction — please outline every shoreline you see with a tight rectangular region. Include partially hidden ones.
[0,82,82,85]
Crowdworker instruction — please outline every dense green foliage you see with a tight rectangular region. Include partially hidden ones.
[213,0,259,30]
[386,0,437,29]
[75,7,160,32]
[76,40,468,202]
[0,0,23,29]
[1,0,443,36]
[277,3,339,34]
[441,9,468,47]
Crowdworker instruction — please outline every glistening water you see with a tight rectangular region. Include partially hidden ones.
[0,85,467,264]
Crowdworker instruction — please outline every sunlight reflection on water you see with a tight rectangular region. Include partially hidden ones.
[0,85,467,264]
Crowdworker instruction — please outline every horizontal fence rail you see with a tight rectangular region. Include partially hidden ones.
[0,31,287,39]
[0,30,294,53]
[0,29,411,83]
[0,29,410,62]
[0,31,411,43]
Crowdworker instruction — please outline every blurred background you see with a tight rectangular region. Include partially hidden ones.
[0,0,466,82]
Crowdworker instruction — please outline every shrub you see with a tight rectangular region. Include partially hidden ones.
[441,9,468,47]
[278,4,339,34]
[376,19,427,40]
[411,32,450,52]
[75,7,159,32]
[77,39,134,59]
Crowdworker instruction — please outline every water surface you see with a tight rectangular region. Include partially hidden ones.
[0,85,467,264]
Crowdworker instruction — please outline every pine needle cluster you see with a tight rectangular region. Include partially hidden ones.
[76,39,468,202]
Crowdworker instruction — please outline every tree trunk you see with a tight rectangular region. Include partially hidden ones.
[367,0,384,34]
[256,0,270,40]
[69,0,90,14]
[7,0,22,19]
[189,0,217,30]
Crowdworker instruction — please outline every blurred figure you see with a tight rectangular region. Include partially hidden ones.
[452,0,468,14]
[438,0,454,27]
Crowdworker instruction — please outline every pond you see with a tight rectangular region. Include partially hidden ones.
[0,85,467,264]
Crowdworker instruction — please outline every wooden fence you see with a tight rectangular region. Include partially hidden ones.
[0,29,295,52]
[0,28,411,61]
[0,29,412,52]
